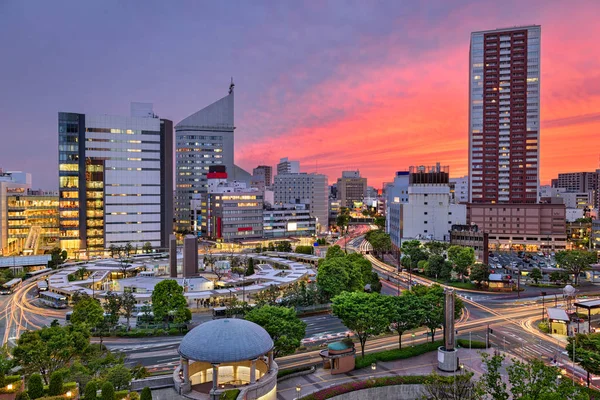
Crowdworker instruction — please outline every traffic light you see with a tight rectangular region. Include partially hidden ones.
[488,327,493,334]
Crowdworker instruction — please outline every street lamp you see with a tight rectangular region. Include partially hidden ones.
[66,391,72,398]
[370,362,377,382]
[295,384,301,399]
[6,384,13,390]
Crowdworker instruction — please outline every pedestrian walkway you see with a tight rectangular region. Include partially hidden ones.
[276,348,493,400]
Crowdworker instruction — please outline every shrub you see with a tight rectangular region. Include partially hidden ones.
[129,392,140,400]
[354,340,442,369]
[84,381,97,400]
[140,387,152,400]
[105,365,132,391]
[219,389,240,400]
[277,366,313,379]
[28,374,44,400]
[101,382,115,400]
[16,392,30,400]
[114,390,129,400]
[456,339,487,349]
[538,321,550,333]
[0,380,22,394]
[48,372,63,396]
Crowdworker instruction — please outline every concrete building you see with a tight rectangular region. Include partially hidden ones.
[263,204,316,239]
[58,105,173,256]
[273,172,328,233]
[397,165,467,241]
[175,83,251,231]
[276,157,300,175]
[449,176,469,204]
[592,219,600,251]
[0,170,32,255]
[467,203,567,251]
[199,170,263,241]
[6,190,59,256]
[566,221,592,251]
[329,200,340,228]
[252,165,272,188]
[183,235,198,277]
[449,225,489,264]
[469,25,541,203]
[540,186,593,209]
[336,170,367,208]
[552,172,598,193]
[385,171,410,249]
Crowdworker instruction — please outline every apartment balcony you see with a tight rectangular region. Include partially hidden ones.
[500,63,511,68]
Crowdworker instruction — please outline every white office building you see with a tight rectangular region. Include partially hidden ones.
[175,83,251,231]
[449,176,469,204]
[276,158,300,175]
[58,105,173,256]
[273,172,328,233]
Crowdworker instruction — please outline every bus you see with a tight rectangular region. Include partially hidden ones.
[0,278,22,295]
[39,291,68,309]
[24,268,52,280]
[36,280,48,292]
[212,306,227,319]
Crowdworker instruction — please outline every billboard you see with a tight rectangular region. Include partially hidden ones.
[287,222,298,232]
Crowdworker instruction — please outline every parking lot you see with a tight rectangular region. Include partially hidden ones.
[488,251,557,273]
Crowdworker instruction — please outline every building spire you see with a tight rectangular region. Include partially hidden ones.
[229,77,235,94]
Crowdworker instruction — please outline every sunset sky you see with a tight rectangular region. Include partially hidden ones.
[1,0,599,189]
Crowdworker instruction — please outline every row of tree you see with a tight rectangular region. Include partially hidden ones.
[424,353,590,399]
[317,245,382,300]
[108,242,153,258]
[364,230,392,259]
[332,284,463,356]
[254,241,293,253]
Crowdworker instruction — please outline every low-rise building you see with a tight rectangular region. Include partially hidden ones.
[0,170,32,255]
[7,190,59,255]
[199,169,263,241]
[466,203,567,252]
[263,205,316,239]
[566,221,592,251]
[449,224,489,264]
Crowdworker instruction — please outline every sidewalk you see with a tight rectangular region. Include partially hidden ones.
[276,348,493,400]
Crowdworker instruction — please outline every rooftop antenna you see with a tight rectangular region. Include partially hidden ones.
[229,77,235,94]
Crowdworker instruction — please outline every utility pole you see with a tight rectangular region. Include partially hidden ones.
[517,264,521,298]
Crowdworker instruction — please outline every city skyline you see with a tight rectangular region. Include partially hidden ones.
[2,1,600,189]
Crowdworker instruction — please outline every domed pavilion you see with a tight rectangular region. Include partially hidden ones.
[174,318,278,400]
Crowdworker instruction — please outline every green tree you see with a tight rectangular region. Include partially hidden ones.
[294,245,313,255]
[123,242,134,257]
[254,284,280,306]
[48,371,63,396]
[142,242,152,254]
[140,387,152,400]
[105,364,132,390]
[425,255,445,279]
[477,353,508,400]
[401,240,428,272]
[374,216,385,230]
[48,247,68,269]
[530,267,543,284]
[566,333,600,387]
[84,381,98,400]
[16,392,30,400]
[100,381,115,400]
[423,371,478,400]
[108,245,118,258]
[325,245,345,259]
[413,284,463,343]
[27,374,44,400]
[555,250,596,285]
[317,257,364,299]
[14,324,89,383]
[448,246,475,282]
[131,365,150,380]
[332,292,391,357]
[424,241,449,256]
[245,258,255,276]
[120,291,136,328]
[388,293,423,349]
[151,280,189,328]
[470,263,490,287]
[76,266,88,280]
[72,294,104,328]
[245,306,307,358]
[103,291,121,329]
[368,230,392,259]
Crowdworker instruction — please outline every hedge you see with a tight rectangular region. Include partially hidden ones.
[115,390,129,400]
[457,339,487,349]
[219,389,239,400]
[277,366,313,379]
[538,321,550,333]
[299,375,429,400]
[355,340,442,369]
[115,328,187,338]
[42,382,77,396]
[6,375,22,384]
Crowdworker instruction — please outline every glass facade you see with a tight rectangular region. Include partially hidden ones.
[7,194,59,254]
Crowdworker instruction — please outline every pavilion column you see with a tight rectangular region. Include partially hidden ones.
[182,358,190,384]
[211,364,220,394]
[268,351,274,372]
[250,359,257,384]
